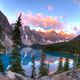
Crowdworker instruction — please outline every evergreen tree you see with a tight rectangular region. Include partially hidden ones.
[12,14,22,47]
[77,41,80,68]
[57,57,63,73]
[39,53,48,77]
[0,55,4,74]
[76,55,80,68]
[73,55,79,68]
[31,54,36,79]
[10,47,24,75]
[63,58,69,71]
[10,14,24,75]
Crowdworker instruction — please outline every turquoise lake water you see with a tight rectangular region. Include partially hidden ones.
[0,47,74,76]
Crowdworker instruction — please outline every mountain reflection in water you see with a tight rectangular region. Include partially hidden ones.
[0,47,74,76]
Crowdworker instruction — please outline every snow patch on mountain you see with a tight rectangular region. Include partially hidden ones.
[46,40,53,43]
[22,35,33,46]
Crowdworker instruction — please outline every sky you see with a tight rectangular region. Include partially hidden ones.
[0,0,80,34]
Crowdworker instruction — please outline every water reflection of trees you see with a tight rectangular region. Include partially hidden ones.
[63,58,69,71]
[57,57,63,73]
[39,53,49,77]
[57,57,69,73]
[74,55,80,68]
[0,55,4,74]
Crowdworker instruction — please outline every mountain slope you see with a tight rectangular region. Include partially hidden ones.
[23,26,76,44]
[72,35,80,41]
[38,30,65,42]
[0,11,77,47]
[59,31,75,40]
[0,11,13,48]
[43,34,80,54]
[0,11,12,35]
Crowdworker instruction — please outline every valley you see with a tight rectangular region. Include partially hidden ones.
[0,1,80,79]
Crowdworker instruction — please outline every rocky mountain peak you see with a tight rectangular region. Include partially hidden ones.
[0,10,12,35]
[0,11,13,47]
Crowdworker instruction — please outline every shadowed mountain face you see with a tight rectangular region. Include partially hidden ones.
[72,35,80,41]
[24,26,43,43]
[0,11,13,48]
[0,11,12,35]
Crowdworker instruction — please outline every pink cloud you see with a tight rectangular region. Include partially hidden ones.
[47,5,54,12]
[74,0,80,5]
[21,12,64,30]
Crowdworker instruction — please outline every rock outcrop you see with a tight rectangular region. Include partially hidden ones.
[0,11,12,35]
[0,11,13,48]
[2,69,79,80]
[51,69,80,80]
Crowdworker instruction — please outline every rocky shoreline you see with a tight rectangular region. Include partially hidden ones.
[51,68,80,80]
[0,69,80,80]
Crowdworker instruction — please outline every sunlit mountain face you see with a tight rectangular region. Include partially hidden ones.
[0,0,80,36]
[58,31,76,39]
[23,26,76,43]
[37,29,76,39]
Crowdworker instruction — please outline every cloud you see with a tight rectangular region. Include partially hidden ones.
[21,12,64,30]
[41,5,54,12]
[73,26,80,34]
[74,0,80,5]
[47,5,54,12]
[73,26,78,31]
[59,15,66,19]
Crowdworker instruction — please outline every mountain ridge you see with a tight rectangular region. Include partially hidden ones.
[0,11,13,48]
[0,11,77,47]
[71,35,80,41]
[22,26,76,45]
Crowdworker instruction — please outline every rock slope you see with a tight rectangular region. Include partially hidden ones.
[1,69,80,80]
[0,11,13,48]
[51,69,80,80]
[0,11,12,35]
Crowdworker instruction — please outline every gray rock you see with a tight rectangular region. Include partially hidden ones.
[39,76,51,80]
[0,10,12,35]
[0,11,13,48]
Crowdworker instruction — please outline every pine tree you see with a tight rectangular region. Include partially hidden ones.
[63,58,69,71]
[77,41,80,68]
[31,54,36,79]
[12,14,22,47]
[0,55,4,74]
[10,14,24,75]
[10,47,24,75]
[39,53,48,77]
[77,55,80,68]
[57,57,63,73]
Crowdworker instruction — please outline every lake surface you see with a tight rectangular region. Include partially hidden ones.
[0,47,74,76]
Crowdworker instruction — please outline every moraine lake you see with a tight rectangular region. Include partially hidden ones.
[0,47,74,76]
